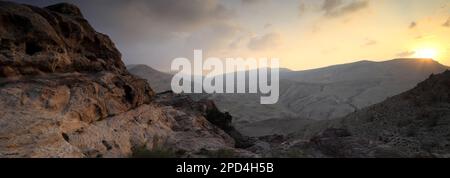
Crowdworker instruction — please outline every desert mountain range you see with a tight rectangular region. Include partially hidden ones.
[1,1,449,158]
[129,58,449,136]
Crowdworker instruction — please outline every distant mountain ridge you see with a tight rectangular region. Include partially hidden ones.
[282,58,446,83]
[129,58,449,136]
[128,64,173,93]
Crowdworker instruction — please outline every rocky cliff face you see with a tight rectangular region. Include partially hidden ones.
[0,2,127,77]
[0,2,253,158]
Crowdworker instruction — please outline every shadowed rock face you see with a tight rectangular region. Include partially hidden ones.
[0,2,126,77]
[0,2,253,158]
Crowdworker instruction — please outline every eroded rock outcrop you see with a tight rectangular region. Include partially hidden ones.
[0,1,127,77]
[0,2,254,158]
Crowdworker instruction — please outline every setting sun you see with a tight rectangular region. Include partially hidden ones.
[415,48,438,59]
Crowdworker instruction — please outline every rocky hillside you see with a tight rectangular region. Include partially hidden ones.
[0,2,254,158]
[279,59,448,120]
[278,70,450,158]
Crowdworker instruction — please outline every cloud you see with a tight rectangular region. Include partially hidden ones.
[396,51,415,57]
[322,0,342,13]
[443,17,450,27]
[322,0,369,17]
[264,23,272,29]
[298,0,319,17]
[241,0,269,5]
[298,2,306,16]
[248,32,281,51]
[338,0,368,15]
[409,21,417,29]
[321,47,338,55]
[16,0,237,45]
[110,0,233,42]
[241,0,258,4]
[229,36,244,49]
[186,23,242,51]
[362,39,377,47]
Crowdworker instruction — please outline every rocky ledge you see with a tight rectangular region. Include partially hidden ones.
[0,1,255,158]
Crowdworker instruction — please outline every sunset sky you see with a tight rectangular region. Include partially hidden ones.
[13,0,450,71]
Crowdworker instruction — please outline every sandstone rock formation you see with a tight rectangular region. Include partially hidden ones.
[0,2,129,77]
[0,2,253,158]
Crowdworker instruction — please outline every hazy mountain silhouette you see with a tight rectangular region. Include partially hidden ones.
[128,64,173,93]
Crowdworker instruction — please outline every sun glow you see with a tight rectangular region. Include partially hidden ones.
[415,48,438,59]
